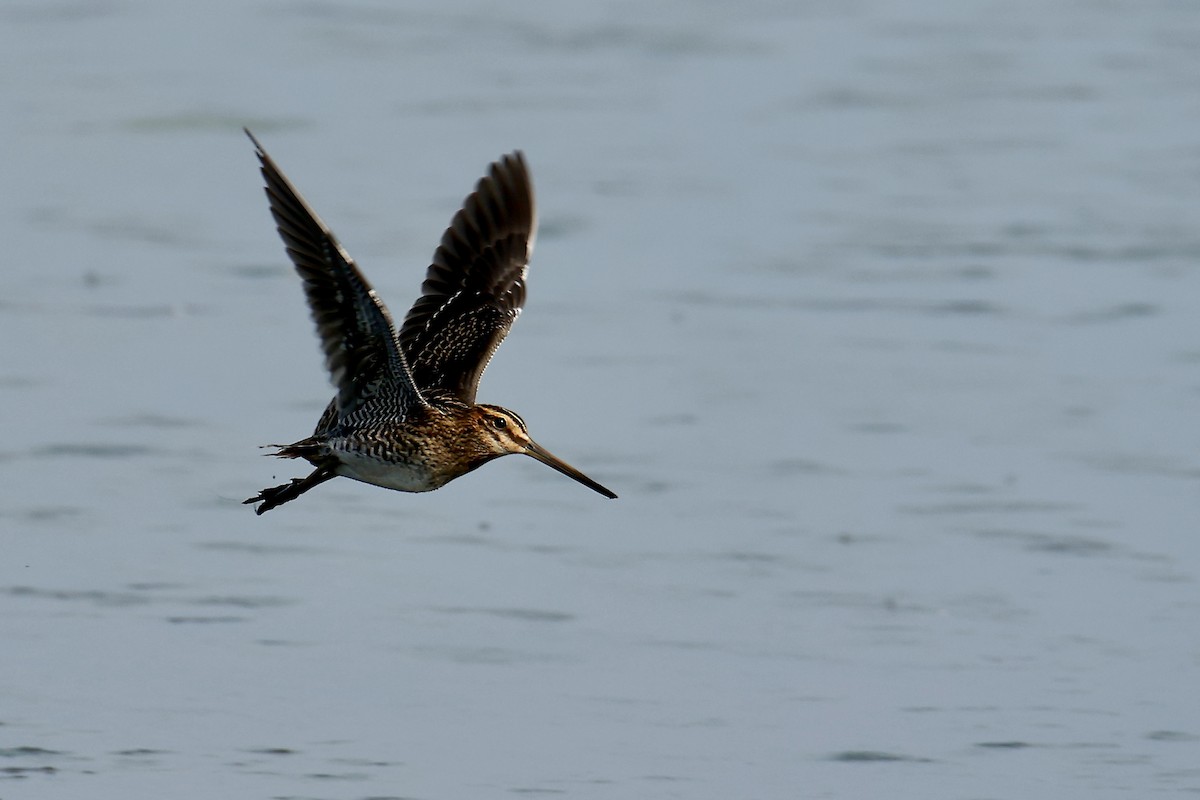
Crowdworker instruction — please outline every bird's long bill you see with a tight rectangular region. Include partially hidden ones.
[525,441,617,499]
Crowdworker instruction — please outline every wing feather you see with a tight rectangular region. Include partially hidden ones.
[247,129,424,420]
[398,152,535,403]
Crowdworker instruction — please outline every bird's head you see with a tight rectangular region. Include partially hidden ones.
[468,404,617,499]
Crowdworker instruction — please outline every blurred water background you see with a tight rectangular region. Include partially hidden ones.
[2,1,1200,797]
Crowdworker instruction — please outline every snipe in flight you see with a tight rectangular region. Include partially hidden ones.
[243,129,616,514]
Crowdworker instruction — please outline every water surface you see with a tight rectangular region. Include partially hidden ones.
[2,1,1199,797]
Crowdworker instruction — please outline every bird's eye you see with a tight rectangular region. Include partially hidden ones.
[492,416,508,430]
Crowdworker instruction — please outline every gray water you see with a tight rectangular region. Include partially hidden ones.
[3,1,1199,797]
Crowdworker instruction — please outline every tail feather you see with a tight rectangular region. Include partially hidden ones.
[261,437,323,461]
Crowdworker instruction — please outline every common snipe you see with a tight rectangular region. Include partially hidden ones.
[243,130,616,514]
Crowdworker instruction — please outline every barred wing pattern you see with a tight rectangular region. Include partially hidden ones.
[247,130,425,421]
[398,152,536,404]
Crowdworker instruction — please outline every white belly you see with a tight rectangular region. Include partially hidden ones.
[334,451,442,493]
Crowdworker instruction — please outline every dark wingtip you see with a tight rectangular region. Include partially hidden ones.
[244,127,262,150]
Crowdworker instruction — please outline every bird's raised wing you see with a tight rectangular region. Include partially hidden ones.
[397,152,535,404]
[247,129,424,421]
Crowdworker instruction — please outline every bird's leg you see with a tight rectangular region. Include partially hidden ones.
[244,466,336,515]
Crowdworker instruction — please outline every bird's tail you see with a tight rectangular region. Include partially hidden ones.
[245,438,335,514]
[263,437,323,461]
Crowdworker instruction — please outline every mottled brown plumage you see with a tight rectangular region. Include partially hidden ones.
[243,129,615,514]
